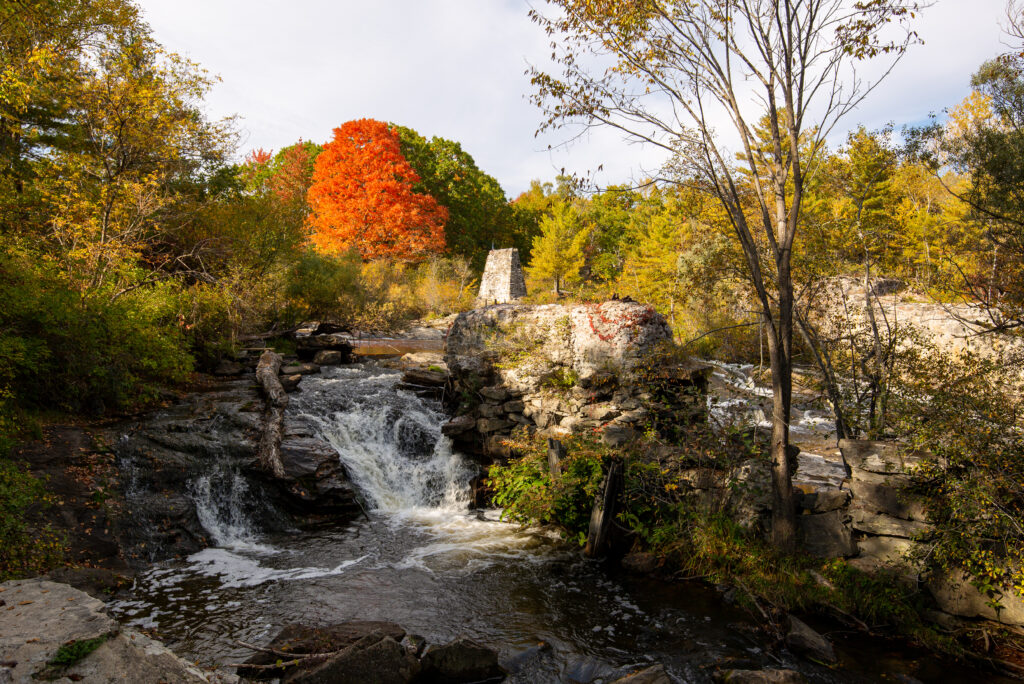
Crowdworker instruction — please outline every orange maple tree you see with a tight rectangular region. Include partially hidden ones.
[306,119,447,260]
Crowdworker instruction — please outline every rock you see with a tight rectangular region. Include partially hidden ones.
[478,402,505,418]
[850,507,933,538]
[502,399,525,413]
[239,622,407,681]
[584,403,621,421]
[477,418,515,433]
[796,488,850,513]
[419,637,505,683]
[845,478,928,521]
[784,616,836,664]
[402,368,448,387]
[621,551,659,574]
[313,349,347,365]
[280,373,303,392]
[602,424,635,447]
[0,579,226,683]
[479,386,510,402]
[718,669,806,683]
[615,409,648,424]
[442,415,477,437]
[839,439,925,474]
[291,635,419,684]
[281,362,321,375]
[610,663,671,683]
[298,333,354,350]
[212,359,246,376]
[799,509,856,558]
[400,351,447,369]
[855,535,922,566]
[927,570,1024,626]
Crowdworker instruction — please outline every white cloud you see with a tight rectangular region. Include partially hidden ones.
[137,0,1009,196]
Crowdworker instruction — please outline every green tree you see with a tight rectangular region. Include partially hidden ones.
[394,126,520,268]
[527,202,590,294]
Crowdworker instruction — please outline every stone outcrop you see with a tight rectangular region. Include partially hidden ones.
[475,248,527,306]
[444,301,707,454]
[791,439,1024,628]
[115,377,360,563]
[239,622,505,684]
[0,579,233,683]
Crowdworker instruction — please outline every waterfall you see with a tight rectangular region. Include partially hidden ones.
[288,366,474,513]
[190,464,269,552]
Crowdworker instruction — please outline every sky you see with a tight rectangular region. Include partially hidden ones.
[136,0,1012,198]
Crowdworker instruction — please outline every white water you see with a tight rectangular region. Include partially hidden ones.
[290,368,473,512]
[164,364,559,591]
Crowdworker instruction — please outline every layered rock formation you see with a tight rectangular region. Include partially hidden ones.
[442,300,708,454]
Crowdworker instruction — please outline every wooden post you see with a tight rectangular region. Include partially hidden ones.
[547,438,565,478]
[584,460,622,558]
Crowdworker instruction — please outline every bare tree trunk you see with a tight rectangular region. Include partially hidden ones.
[767,269,797,551]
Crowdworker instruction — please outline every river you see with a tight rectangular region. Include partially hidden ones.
[108,364,1006,683]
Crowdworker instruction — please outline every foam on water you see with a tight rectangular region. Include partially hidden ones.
[183,548,367,588]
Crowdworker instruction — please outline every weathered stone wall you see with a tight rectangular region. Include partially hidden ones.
[475,248,527,306]
[443,300,706,453]
[795,439,1024,628]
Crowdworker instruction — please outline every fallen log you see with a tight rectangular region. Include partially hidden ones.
[256,350,287,478]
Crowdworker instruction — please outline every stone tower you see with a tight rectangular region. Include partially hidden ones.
[476,248,527,306]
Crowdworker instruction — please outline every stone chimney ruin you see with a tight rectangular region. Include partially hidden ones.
[476,248,527,306]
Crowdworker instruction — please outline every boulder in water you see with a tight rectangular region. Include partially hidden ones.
[784,616,836,664]
[611,664,672,683]
[0,579,230,683]
[716,669,807,683]
[419,637,505,683]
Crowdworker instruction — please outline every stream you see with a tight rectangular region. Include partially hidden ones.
[109,364,1003,683]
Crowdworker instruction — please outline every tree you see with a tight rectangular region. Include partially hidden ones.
[910,6,1024,331]
[33,32,232,297]
[530,0,920,549]
[394,126,518,267]
[527,202,590,294]
[307,119,447,261]
[0,0,141,228]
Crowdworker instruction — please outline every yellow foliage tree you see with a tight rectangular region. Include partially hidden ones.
[527,202,590,294]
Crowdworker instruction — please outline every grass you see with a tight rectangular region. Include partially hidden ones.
[36,633,113,679]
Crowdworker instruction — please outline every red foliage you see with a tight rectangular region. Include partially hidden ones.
[270,140,316,208]
[306,119,447,261]
[245,148,273,166]
[586,302,655,342]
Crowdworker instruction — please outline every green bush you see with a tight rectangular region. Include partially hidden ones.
[0,252,192,416]
[488,431,607,545]
[0,459,64,580]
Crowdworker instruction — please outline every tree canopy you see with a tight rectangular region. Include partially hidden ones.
[307,119,448,261]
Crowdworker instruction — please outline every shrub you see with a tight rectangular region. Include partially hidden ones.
[0,459,64,580]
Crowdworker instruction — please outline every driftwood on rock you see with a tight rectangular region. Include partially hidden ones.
[256,350,287,478]
[584,460,622,558]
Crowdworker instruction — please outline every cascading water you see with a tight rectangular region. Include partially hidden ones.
[107,362,992,684]
[287,367,473,512]
[190,464,266,551]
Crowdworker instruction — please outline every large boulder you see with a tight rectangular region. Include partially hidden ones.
[445,301,706,449]
[419,638,505,683]
[0,579,231,683]
[927,571,1024,626]
[445,301,671,385]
